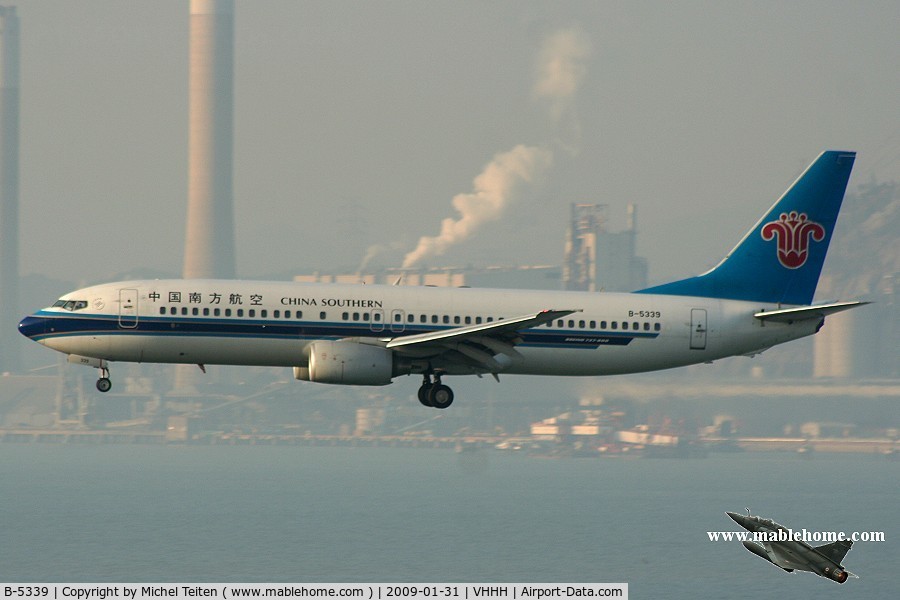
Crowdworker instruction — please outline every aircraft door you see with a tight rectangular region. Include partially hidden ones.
[690,308,707,350]
[118,288,139,328]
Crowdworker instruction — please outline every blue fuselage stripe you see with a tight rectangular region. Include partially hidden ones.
[23,312,657,349]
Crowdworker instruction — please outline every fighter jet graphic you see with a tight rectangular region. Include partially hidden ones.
[726,510,858,583]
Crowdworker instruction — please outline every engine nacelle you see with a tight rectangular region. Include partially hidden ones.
[299,340,394,386]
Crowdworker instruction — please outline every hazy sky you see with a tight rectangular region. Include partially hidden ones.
[13,0,900,286]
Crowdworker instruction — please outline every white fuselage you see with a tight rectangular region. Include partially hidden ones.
[26,279,819,379]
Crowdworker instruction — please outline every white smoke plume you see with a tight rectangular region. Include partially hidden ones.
[383,27,590,270]
[401,144,553,269]
[533,26,592,153]
[358,241,407,273]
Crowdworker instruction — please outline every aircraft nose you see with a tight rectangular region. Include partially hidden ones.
[726,511,751,529]
[18,315,47,340]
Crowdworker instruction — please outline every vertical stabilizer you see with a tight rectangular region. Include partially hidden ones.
[637,151,856,305]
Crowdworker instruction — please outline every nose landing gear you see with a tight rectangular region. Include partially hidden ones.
[66,355,113,393]
[96,366,112,393]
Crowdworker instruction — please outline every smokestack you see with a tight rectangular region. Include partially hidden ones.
[184,0,235,279]
[0,5,20,374]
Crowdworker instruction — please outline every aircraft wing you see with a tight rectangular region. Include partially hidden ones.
[754,301,869,323]
[384,309,579,373]
[763,543,808,572]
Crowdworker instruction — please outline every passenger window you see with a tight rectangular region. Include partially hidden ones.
[373,313,381,322]
[394,313,402,322]
[407,314,414,323]
[181,307,188,315]
[568,320,574,328]
[557,320,563,327]
[579,320,585,328]
[261,310,267,318]
[454,316,461,324]
[169,307,176,315]
[465,316,471,325]
[274,310,280,318]
[192,308,199,316]
[643,322,650,331]
[611,322,617,330]
[363,313,369,321]
[342,312,349,321]
[159,307,166,315]
[600,321,607,329]
[476,317,482,324]
[237,309,244,317]
[443,316,450,324]
[654,323,661,331]
[320,311,327,320]
[431,315,438,324]
[224,309,231,317]
[203,308,210,316]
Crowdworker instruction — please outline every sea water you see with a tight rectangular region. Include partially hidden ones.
[0,444,896,599]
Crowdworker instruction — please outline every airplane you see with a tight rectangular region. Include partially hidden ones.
[19,150,866,409]
[726,510,858,583]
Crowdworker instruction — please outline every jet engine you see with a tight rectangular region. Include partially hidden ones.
[294,340,394,386]
[820,566,849,584]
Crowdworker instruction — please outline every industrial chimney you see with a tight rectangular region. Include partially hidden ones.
[0,5,20,374]
[176,0,235,391]
[183,0,235,279]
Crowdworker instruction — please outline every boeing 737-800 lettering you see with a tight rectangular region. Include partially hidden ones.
[19,151,866,408]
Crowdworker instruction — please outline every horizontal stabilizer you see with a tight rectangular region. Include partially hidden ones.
[754,301,869,323]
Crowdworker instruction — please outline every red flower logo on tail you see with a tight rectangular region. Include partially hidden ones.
[760,211,826,269]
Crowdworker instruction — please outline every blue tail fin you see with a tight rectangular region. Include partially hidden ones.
[637,150,856,305]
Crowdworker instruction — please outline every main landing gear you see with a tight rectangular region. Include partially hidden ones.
[417,372,454,409]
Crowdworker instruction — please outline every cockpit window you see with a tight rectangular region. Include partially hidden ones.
[53,299,88,311]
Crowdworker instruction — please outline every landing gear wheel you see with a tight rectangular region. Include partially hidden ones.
[429,384,454,409]
[96,378,112,393]
[417,383,434,407]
